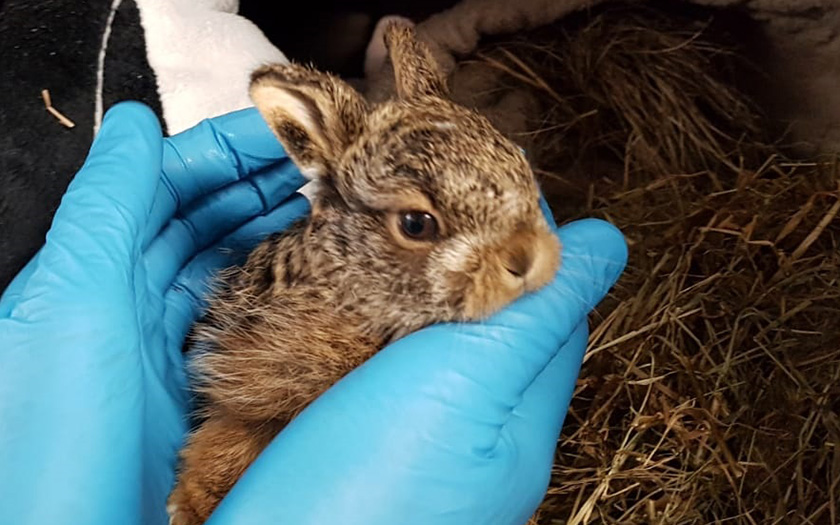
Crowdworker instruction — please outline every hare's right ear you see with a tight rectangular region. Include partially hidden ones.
[249,64,368,178]
[384,21,447,99]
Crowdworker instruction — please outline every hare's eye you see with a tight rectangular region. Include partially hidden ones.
[399,211,438,241]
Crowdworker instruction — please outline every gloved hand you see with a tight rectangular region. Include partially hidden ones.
[0,102,309,524]
[208,218,626,525]
[0,102,627,525]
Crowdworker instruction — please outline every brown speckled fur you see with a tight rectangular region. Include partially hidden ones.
[167,23,560,524]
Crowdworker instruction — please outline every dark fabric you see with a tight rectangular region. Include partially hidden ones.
[0,0,162,292]
[0,0,463,293]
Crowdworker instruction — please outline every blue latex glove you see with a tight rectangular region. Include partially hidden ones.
[0,102,309,524]
[0,102,627,525]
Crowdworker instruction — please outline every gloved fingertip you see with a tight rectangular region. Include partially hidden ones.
[203,106,283,157]
[282,192,312,218]
[557,219,628,300]
[219,105,262,123]
[100,101,161,138]
[556,218,628,278]
[223,193,311,254]
[249,162,309,213]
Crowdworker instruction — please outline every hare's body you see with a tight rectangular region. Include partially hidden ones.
[168,23,560,525]
[167,227,382,524]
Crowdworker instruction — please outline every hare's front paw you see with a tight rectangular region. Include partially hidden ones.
[167,484,207,525]
[167,413,280,525]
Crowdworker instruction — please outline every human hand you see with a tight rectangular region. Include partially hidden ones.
[206,216,627,524]
[0,102,308,525]
[0,100,626,525]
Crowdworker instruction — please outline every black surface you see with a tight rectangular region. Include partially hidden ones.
[0,0,162,292]
[104,0,164,122]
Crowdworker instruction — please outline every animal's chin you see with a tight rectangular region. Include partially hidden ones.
[458,255,560,321]
[457,276,527,321]
[449,226,562,321]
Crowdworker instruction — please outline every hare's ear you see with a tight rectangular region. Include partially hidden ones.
[384,21,448,99]
[249,64,368,178]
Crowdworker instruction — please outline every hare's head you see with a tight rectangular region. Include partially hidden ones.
[249,23,559,325]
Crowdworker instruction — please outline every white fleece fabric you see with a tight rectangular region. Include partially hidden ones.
[134,0,288,135]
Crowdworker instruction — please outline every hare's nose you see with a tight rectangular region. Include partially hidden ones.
[504,247,533,279]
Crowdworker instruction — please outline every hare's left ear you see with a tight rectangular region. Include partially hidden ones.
[249,63,368,178]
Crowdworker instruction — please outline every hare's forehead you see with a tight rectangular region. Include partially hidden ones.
[363,115,533,186]
[367,101,516,154]
[360,103,539,215]
[375,144,538,215]
[447,179,539,224]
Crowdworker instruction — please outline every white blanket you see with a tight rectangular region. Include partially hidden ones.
[135,0,288,135]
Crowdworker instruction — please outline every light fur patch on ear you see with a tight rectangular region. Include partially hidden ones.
[250,84,326,151]
[249,62,369,181]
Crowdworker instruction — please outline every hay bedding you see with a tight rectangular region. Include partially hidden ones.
[4,1,835,521]
[454,4,840,523]
[543,158,840,524]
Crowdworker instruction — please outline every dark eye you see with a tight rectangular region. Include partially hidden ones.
[399,210,438,241]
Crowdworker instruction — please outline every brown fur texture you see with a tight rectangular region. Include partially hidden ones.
[167,23,560,524]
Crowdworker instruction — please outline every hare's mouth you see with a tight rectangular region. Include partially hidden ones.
[498,226,561,291]
[459,227,560,320]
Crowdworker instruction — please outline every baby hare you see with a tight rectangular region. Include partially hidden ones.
[167,22,560,525]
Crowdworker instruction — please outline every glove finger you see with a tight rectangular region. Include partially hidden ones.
[162,194,310,347]
[504,320,589,477]
[145,162,304,291]
[35,102,162,283]
[467,322,589,525]
[144,107,298,246]
[0,250,42,318]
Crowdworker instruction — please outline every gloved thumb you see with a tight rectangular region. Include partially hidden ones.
[36,102,162,289]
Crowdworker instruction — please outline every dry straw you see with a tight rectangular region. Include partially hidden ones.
[459,3,840,523]
[41,89,76,128]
